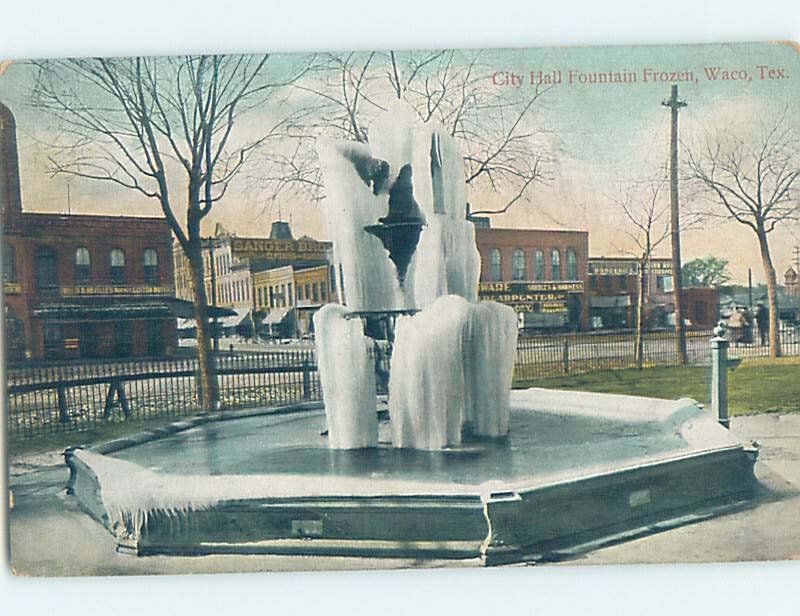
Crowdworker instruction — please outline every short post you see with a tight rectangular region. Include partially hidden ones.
[711,321,730,429]
[302,360,312,400]
[562,339,570,374]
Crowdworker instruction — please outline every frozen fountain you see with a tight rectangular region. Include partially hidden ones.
[314,104,516,451]
[64,105,759,566]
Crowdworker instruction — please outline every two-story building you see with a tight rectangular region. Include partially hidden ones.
[2,101,180,360]
[474,226,590,331]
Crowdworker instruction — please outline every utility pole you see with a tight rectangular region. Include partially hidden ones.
[662,84,688,364]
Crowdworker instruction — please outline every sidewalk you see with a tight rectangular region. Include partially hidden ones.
[6,414,800,576]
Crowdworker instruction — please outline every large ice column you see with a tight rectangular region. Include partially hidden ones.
[316,139,408,311]
[462,301,518,437]
[389,296,472,450]
[314,304,378,448]
[368,104,480,308]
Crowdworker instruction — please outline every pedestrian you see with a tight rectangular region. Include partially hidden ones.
[742,307,754,344]
[755,303,769,346]
[727,308,745,347]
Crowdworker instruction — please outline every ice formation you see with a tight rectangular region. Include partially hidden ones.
[316,102,516,450]
[389,296,473,449]
[389,297,518,449]
[316,103,480,311]
[462,301,519,437]
[314,304,378,448]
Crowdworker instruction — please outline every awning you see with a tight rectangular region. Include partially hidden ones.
[265,306,293,325]
[33,297,236,321]
[34,301,176,321]
[218,308,251,329]
[589,295,631,309]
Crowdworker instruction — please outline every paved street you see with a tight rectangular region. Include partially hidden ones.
[6,413,800,576]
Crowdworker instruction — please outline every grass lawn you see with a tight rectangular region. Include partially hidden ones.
[519,356,800,417]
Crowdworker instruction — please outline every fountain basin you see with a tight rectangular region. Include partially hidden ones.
[65,389,758,565]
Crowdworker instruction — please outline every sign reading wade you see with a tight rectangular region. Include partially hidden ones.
[478,281,584,314]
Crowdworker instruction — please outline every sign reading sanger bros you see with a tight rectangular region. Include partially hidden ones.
[230,238,331,262]
[478,281,584,314]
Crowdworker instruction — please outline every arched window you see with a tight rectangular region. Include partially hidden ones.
[511,248,527,281]
[566,248,578,280]
[3,243,17,283]
[490,248,502,281]
[534,249,545,281]
[36,246,59,290]
[74,247,91,284]
[110,248,126,284]
[551,249,561,280]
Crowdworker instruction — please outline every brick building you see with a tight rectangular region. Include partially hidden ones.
[587,256,719,330]
[2,101,180,360]
[474,227,589,331]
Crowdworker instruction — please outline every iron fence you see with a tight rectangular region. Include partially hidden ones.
[6,324,799,441]
[6,349,320,441]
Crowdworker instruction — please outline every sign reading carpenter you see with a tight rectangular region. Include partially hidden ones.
[478,282,582,314]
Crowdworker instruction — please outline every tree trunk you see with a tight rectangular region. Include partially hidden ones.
[756,226,781,358]
[186,238,220,410]
[635,261,646,369]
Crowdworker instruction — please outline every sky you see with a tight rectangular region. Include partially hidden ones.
[1,41,799,284]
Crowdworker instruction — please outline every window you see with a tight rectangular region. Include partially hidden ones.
[297,284,304,301]
[313,283,319,302]
[566,249,578,280]
[489,248,502,281]
[534,249,545,281]
[74,247,91,283]
[143,248,159,284]
[618,274,628,291]
[321,282,327,301]
[288,283,293,306]
[110,248,126,284]
[305,283,311,301]
[551,249,561,280]
[36,246,59,290]
[3,243,17,283]
[330,265,337,292]
[511,249,527,281]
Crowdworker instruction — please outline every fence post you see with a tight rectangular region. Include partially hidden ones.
[57,385,69,423]
[711,322,730,429]
[562,339,570,375]
[302,360,312,400]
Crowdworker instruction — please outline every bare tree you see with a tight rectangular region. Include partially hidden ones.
[612,179,671,368]
[31,55,305,409]
[685,110,800,357]
[261,50,555,215]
